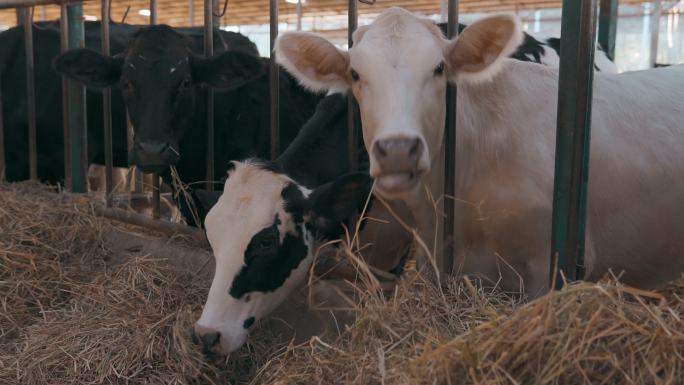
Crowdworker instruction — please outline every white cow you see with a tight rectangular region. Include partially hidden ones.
[276,7,684,296]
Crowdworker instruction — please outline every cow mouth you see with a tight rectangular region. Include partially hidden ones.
[136,163,170,174]
[375,171,421,195]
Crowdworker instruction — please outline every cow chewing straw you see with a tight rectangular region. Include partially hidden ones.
[0,181,683,385]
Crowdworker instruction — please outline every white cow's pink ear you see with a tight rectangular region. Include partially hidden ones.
[275,32,350,93]
[444,13,523,84]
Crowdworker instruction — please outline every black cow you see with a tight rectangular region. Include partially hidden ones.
[54,24,321,226]
[1,21,132,182]
[0,21,268,183]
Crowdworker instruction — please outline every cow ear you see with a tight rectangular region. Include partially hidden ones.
[275,32,349,93]
[53,48,122,88]
[444,13,523,84]
[191,50,265,91]
[307,173,373,239]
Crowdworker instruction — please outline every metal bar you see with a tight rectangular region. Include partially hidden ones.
[150,0,161,215]
[598,0,618,61]
[212,0,220,27]
[0,0,84,9]
[125,110,142,193]
[550,0,598,289]
[16,8,26,24]
[188,0,194,26]
[150,0,157,24]
[95,205,207,242]
[67,3,87,193]
[23,8,38,180]
[347,0,358,172]
[441,0,459,274]
[0,76,5,182]
[269,0,280,160]
[102,0,113,206]
[204,0,215,192]
[60,4,71,188]
[649,0,662,67]
[296,0,303,31]
[152,175,160,219]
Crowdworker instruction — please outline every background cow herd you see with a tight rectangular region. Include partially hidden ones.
[1,5,683,357]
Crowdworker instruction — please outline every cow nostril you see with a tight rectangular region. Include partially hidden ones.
[374,141,388,158]
[137,141,169,155]
[199,331,221,349]
[409,139,420,157]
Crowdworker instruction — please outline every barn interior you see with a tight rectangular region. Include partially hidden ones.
[1,1,684,385]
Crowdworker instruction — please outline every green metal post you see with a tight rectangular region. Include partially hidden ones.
[598,0,618,61]
[67,3,87,193]
[550,0,597,289]
[0,76,5,181]
[441,0,459,273]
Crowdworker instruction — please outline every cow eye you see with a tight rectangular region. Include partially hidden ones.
[121,77,135,93]
[179,76,192,89]
[350,69,360,81]
[258,236,276,251]
[434,61,445,76]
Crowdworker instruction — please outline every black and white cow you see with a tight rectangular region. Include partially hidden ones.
[54,24,321,226]
[445,23,617,73]
[193,93,417,355]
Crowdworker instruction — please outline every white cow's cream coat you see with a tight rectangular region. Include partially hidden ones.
[275,7,684,296]
[450,61,684,294]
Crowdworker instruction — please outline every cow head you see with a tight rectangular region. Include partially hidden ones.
[195,161,371,355]
[54,25,264,174]
[275,8,522,198]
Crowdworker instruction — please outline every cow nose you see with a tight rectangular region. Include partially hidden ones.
[137,141,169,155]
[194,324,221,351]
[373,137,423,170]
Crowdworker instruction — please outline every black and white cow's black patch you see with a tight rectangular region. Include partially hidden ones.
[226,170,372,300]
[228,214,308,299]
[510,33,547,64]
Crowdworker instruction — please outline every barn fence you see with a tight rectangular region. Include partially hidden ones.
[0,0,630,288]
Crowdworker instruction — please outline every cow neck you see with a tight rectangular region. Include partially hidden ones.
[276,92,349,188]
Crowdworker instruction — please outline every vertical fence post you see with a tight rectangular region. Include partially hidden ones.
[23,7,38,180]
[189,0,194,26]
[441,0,459,273]
[550,0,597,289]
[60,4,71,188]
[67,3,87,193]
[102,0,113,206]
[0,76,5,182]
[150,0,161,219]
[649,0,662,67]
[204,0,215,192]
[296,0,303,31]
[347,0,358,173]
[212,0,220,27]
[598,0,618,61]
[269,0,279,160]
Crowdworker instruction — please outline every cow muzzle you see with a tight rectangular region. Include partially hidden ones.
[193,322,247,356]
[371,136,426,196]
[130,140,180,173]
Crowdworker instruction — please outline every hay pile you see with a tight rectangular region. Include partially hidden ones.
[0,182,280,385]
[1,181,683,385]
[254,274,684,385]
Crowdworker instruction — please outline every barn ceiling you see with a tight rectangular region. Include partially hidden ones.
[0,0,648,32]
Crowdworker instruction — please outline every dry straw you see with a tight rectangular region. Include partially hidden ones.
[1,182,683,385]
